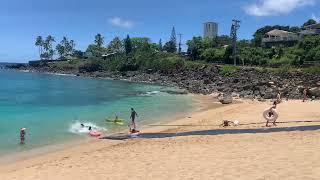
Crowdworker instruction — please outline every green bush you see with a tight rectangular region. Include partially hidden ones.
[302,66,320,74]
[79,60,103,72]
[267,55,296,68]
[184,61,204,70]
[218,65,239,76]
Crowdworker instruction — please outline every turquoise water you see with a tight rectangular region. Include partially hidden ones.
[0,70,194,155]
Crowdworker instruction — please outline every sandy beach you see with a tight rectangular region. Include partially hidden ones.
[1,96,320,180]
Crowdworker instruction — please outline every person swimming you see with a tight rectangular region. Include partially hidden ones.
[81,123,92,131]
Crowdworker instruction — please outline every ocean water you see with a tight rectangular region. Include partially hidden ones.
[0,70,195,155]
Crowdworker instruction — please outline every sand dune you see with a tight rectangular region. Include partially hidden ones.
[1,97,320,180]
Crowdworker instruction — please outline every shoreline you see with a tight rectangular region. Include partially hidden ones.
[1,98,320,179]
[0,94,211,165]
[9,65,320,100]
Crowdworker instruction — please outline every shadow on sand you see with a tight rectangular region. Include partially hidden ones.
[101,124,320,141]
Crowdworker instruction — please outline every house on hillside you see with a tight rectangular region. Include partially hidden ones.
[261,29,299,47]
[299,23,320,37]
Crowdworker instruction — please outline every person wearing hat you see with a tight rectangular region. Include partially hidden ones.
[20,128,26,144]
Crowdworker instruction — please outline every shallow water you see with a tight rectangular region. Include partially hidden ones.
[0,70,195,155]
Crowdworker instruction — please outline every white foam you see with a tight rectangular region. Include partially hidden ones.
[69,121,106,135]
[143,91,161,96]
[45,72,76,77]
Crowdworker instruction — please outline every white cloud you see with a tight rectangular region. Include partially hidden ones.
[108,17,134,28]
[311,13,320,22]
[244,0,315,16]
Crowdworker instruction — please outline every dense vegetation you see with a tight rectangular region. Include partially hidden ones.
[33,19,320,74]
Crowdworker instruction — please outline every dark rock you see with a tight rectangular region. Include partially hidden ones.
[165,90,188,95]
[309,87,320,97]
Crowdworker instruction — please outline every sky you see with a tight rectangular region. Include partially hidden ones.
[0,0,319,62]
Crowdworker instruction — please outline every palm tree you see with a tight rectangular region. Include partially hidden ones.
[44,35,55,60]
[35,36,43,59]
[56,44,65,59]
[95,33,104,47]
[69,40,75,55]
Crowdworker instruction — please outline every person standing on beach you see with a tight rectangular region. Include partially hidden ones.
[20,128,26,144]
[130,108,138,131]
[276,92,282,104]
[265,101,278,127]
[303,87,309,102]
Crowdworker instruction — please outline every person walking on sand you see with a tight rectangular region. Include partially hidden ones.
[265,101,278,127]
[276,92,282,104]
[303,87,309,102]
[20,128,26,144]
[130,108,138,130]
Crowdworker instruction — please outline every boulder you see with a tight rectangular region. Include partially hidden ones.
[165,90,189,95]
[218,94,233,104]
[210,92,221,98]
[309,87,320,97]
[263,88,276,99]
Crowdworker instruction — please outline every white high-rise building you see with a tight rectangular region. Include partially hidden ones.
[204,22,218,38]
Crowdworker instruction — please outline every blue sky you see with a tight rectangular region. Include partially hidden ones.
[0,0,319,62]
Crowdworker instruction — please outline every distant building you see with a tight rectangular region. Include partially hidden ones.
[204,22,218,38]
[299,23,320,37]
[261,29,299,47]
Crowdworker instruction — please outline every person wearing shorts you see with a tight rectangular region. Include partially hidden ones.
[130,108,138,131]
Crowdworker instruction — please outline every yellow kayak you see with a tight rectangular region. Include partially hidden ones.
[106,118,125,125]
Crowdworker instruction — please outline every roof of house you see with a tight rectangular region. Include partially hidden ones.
[304,23,320,29]
[266,29,297,36]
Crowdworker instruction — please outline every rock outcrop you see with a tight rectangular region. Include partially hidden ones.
[218,94,233,104]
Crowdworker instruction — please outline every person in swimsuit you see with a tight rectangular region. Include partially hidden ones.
[266,101,278,127]
[20,128,26,144]
[130,108,138,131]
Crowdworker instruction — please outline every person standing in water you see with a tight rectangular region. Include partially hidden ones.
[130,108,138,131]
[20,128,26,144]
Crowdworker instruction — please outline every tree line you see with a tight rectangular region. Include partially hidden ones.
[35,18,320,69]
[35,26,178,60]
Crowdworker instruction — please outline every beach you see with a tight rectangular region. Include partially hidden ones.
[1,97,320,180]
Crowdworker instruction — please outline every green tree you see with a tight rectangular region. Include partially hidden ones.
[162,27,178,53]
[303,19,317,27]
[186,36,203,60]
[200,48,225,62]
[86,44,106,57]
[107,37,123,53]
[163,41,177,53]
[170,26,177,47]
[216,35,232,46]
[56,44,65,59]
[73,50,84,59]
[35,36,44,59]
[131,37,151,52]
[68,40,75,55]
[55,37,76,59]
[43,35,55,60]
[159,39,163,51]
[124,35,132,54]
[95,33,104,47]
